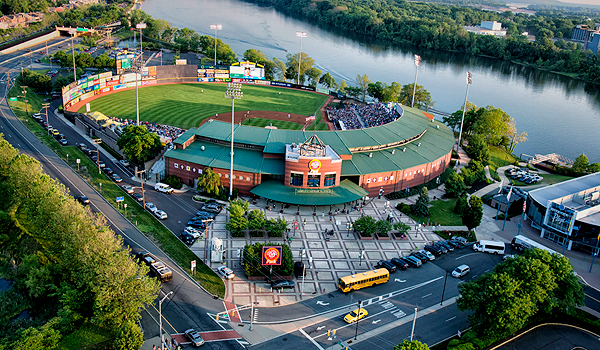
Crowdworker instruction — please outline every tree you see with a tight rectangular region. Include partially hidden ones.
[444,102,476,132]
[226,199,248,236]
[265,217,287,237]
[412,187,430,217]
[285,52,315,85]
[393,222,410,236]
[353,215,377,237]
[247,209,266,234]
[197,167,222,196]
[345,86,361,100]
[319,72,337,89]
[356,73,371,102]
[113,320,144,350]
[445,171,466,198]
[465,134,490,165]
[375,219,392,237]
[116,125,163,166]
[399,83,434,110]
[454,194,468,214]
[461,195,483,230]
[505,118,527,153]
[368,81,385,101]
[394,340,430,350]
[306,67,322,87]
[339,80,348,92]
[272,57,287,81]
[472,106,511,145]
[572,153,590,174]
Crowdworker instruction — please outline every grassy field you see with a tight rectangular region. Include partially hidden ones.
[409,199,463,226]
[80,83,329,130]
[509,172,574,186]
[489,145,518,181]
[9,81,225,297]
[242,117,304,130]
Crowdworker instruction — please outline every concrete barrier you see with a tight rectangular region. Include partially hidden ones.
[1,30,60,54]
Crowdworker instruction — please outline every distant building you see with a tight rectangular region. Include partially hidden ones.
[588,33,600,54]
[571,24,600,51]
[464,21,506,37]
[0,12,44,30]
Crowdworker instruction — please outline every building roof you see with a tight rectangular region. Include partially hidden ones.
[529,172,600,207]
[250,179,368,206]
[167,104,454,175]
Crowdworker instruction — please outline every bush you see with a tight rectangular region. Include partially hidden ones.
[162,175,183,190]
[243,243,293,277]
[396,202,411,214]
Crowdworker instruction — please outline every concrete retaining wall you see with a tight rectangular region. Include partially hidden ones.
[1,30,60,54]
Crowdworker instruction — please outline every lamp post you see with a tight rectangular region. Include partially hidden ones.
[135,23,146,126]
[210,24,222,66]
[137,169,146,210]
[410,307,418,341]
[590,232,600,273]
[440,270,449,305]
[296,31,307,85]
[20,86,28,115]
[456,71,472,154]
[42,102,50,135]
[69,28,77,83]
[92,139,102,174]
[225,82,243,199]
[411,54,421,108]
[159,291,173,349]
[354,300,362,340]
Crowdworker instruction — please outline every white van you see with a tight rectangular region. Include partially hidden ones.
[154,183,173,194]
[473,240,505,255]
[452,264,470,278]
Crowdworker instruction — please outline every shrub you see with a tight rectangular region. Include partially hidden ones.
[396,202,411,214]
[162,175,183,190]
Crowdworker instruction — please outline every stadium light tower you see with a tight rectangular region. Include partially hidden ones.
[210,24,222,66]
[296,31,307,85]
[68,28,77,83]
[411,54,421,108]
[456,71,472,154]
[225,83,243,199]
[135,22,146,126]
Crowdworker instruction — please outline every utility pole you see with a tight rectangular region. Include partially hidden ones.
[92,139,102,174]
[137,169,147,210]
[21,86,28,115]
[69,28,77,83]
[42,102,50,135]
[354,300,362,340]
[159,291,173,350]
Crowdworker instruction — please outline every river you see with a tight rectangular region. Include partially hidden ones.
[140,0,600,162]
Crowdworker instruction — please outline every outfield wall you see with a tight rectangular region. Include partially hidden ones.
[62,64,329,112]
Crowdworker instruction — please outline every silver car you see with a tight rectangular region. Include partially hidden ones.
[184,328,205,347]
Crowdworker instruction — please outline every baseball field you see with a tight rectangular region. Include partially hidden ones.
[80,83,329,130]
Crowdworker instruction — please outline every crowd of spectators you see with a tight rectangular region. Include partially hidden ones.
[327,102,398,130]
[113,118,186,141]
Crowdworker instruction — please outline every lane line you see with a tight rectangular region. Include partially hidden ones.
[455,252,479,260]
[422,293,432,298]
[585,293,600,304]
[299,328,325,350]
[445,316,456,322]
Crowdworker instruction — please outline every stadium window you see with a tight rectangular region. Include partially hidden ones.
[290,173,303,186]
[390,175,394,180]
[307,174,320,187]
[174,163,179,168]
[373,178,377,183]
[324,174,335,187]
[225,174,228,178]
[232,175,236,179]
[367,178,371,183]
[246,177,251,181]
[218,173,221,177]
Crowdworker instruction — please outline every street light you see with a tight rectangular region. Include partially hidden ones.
[410,307,418,341]
[20,85,28,115]
[68,28,77,83]
[159,291,173,349]
[440,270,449,305]
[411,54,421,108]
[456,71,472,154]
[225,82,242,199]
[210,24,222,66]
[135,23,146,126]
[296,31,307,85]
[42,102,50,135]
[354,300,362,340]
[92,139,102,174]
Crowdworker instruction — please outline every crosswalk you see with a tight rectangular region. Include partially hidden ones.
[378,300,406,319]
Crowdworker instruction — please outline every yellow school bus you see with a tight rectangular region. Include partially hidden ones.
[338,268,389,293]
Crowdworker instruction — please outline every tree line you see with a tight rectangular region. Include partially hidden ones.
[242,0,600,84]
[0,135,159,349]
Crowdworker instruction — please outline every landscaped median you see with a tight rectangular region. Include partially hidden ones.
[7,80,225,298]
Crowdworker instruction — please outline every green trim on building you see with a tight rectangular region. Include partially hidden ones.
[250,179,368,206]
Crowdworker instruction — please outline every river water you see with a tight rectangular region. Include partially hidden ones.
[141,0,600,162]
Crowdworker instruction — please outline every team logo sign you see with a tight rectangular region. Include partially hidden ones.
[309,159,321,173]
[262,246,282,266]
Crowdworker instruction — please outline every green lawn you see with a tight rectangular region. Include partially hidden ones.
[409,198,463,226]
[242,117,304,130]
[80,83,329,130]
[509,172,574,186]
[489,145,518,181]
[9,82,225,297]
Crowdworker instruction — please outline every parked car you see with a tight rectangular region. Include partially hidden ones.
[136,251,155,266]
[418,250,435,261]
[119,159,130,167]
[434,243,449,254]
[445,240,460,249]
[98,161,106,168]
[179,232,195,245]
[194,211,215,219]
[184,226,203,239]
[103,167,113,176]
[344,308,368,323]
[111,173,122,183]
[390,257,409,270]
[424,245,443,256]
[452,264,470,278]
[203,202,222,213]
[451,236,469,245]
[410,252,428,264]
[437,241,454,252]
[217,266,235,279]
[294,261,306,277]
[404,256,422,268]
[145,202,157,212]
[187,221,207,229]
[132,193,143,202]
[375,260,397,273]
[184,329,205,347]
[77,195,90,205]
[59,138,68,146]
[270,280,295,289]
[153,209,167,220]
[121,184,134,194]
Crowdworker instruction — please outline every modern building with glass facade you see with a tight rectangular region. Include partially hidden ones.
[164,105,455,206]
[526,172,600,253]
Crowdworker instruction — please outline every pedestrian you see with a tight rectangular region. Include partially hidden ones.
[153,346,156,350]
[322,212,325,217]
[288,113,290,118]
[303,218,307,226]
[329,215,332,222]
[279,91,281,95]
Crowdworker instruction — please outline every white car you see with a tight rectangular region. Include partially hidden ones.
[184,226,203,239]
[121,184,134,194]
[418,249,435,261]
[217,266,235,279]
[452,264,470,278]
[119,159,130,167]
[153,209,167,220]
[145,202,157,212]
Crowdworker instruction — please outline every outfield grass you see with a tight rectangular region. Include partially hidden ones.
[80,83,329,130]
[242,117,304,130]
[9,81,225,297]
[409,199,463,226]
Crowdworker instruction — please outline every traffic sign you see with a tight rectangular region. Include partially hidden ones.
[116,196,124,202]
[9,97,16,101]
[191,260,196,269]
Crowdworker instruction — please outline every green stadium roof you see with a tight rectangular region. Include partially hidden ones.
[167,105,454,176]
[250,179,368,206]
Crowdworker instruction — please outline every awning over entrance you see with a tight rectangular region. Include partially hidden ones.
[250,179,368,206]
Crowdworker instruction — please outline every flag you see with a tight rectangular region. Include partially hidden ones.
[306,115,315,121]
[523,202,526,212]
[156,51,162,58]
[506,187,513,202]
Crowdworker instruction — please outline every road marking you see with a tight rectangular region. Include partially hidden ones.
[585,293,600,304]
[380,301,395,309]
[316,326,325,331]
[422,293,432,298]
[299,328,325,350]
[455,252,479,260]
[392,310,406,318]
[395,278,406,282]
[446,316,456,322]
[372,319,381,324]
[484,269,489,272]
[316,301,329,306]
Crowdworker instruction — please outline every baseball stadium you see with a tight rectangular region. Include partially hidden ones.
[63,60,455,206]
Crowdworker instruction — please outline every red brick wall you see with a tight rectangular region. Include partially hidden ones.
[284,158,342,188]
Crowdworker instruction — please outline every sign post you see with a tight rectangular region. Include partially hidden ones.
[191,260,196,275]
